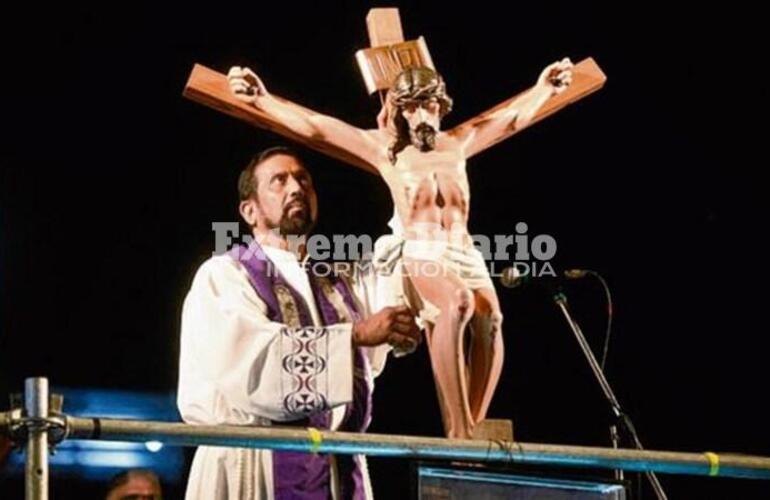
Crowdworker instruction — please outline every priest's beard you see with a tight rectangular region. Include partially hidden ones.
[409,122,437,152]
[273,196,315,236]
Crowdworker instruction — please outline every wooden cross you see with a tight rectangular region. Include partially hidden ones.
[183,8,606,174]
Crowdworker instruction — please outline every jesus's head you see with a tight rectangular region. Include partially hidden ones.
[384,66,453,163]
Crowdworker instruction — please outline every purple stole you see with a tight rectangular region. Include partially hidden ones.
[229,241,372,500]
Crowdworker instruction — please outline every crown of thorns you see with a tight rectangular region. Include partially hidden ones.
[388,66,453,116]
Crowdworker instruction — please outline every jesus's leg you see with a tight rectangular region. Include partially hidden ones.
[404,258,475,438]
[468,287,505,424]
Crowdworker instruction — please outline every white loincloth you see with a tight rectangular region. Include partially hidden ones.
[372,233,494,326]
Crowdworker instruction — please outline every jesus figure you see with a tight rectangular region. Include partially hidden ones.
[227,58,574,438]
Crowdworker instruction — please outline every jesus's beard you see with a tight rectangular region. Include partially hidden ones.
[409,123,437,152]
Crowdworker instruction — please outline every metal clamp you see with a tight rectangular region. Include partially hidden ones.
[5,392,67,452]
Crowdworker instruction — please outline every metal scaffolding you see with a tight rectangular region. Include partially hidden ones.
[3,378,770,499]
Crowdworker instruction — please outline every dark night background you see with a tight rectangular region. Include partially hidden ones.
[1,1,767,498]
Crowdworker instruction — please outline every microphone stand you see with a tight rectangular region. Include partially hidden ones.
[551,288,668,500]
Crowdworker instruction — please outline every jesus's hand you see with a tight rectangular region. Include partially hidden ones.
[537,57,574,97]
[227,66,269,107]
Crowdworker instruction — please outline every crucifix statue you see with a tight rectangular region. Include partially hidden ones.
[184,8,606,439]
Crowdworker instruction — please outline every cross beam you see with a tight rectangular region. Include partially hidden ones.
[183,9,606,173]
[182,65,378,175]
[183,59,605,172]
[456,57,607,158]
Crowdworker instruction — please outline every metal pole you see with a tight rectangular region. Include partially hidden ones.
[553,294,668,499]
[25,377,49,500]
[610,425,624,481]
[65,416,770,479]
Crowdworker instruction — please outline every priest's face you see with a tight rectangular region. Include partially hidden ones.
[253,153,318,235]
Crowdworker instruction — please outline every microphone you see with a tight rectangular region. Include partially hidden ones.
[500,266,589,289]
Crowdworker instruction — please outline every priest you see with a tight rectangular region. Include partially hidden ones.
[177,146,421,499]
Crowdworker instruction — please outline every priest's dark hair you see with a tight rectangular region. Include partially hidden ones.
[238,146,304,201]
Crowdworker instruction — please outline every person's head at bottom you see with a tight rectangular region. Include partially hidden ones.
[105,469,162,500]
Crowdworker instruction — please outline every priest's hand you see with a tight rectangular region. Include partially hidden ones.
[227,66,269,107]
[352,305,421,349]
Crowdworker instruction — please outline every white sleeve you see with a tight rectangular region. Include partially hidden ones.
[177,255,353,424]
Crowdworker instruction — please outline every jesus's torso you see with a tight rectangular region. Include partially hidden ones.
[373,132,472,241]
